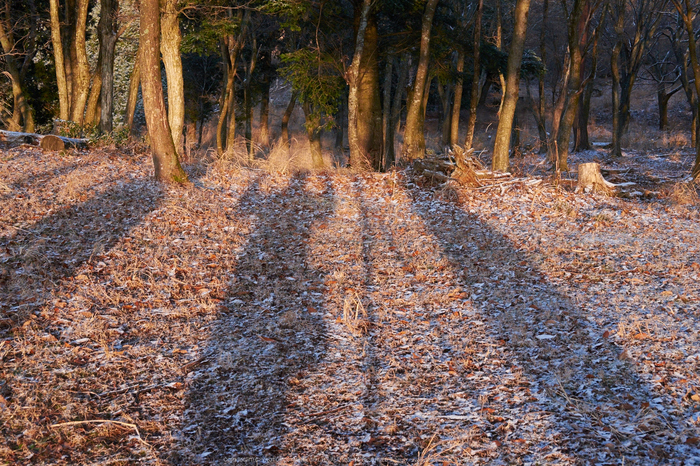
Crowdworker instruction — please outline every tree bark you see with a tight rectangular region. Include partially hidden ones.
[578,162,614,194]
[140,0,188,183]
[0,17,34,132]
[49,0,70,121]
[450,48,464,147]
[216,11,247,156]
[437,79,452,146]
[402,0,439,161]
[672,0,700,176]
[259,77,271,148]
[99,0,118,133]
[125,47,141,134]
[464,0,483,150]
[536,0,548,153]
[160,0,185,154]
[69,0,90,124]
[386,54,409,169]
[85,50,103,125]
[348,0,373,170]
[281,90,297,150]
[492,0,532,172]
[302,101,324,169]
[382,56,393,169]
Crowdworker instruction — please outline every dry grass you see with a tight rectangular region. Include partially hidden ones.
[666,180,700,205]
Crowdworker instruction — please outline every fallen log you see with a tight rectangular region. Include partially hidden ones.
[0,130,89,150]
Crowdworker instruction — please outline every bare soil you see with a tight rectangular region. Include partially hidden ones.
[1,144,700,465]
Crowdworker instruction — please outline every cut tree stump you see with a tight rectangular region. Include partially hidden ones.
[577,162,615,194]
[0,130,88,150]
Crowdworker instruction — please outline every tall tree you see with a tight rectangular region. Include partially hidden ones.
[610,0,667,157]
[140,0,188,182]
[348,0,373,170]
[161,0,185,153]
[492,0,531,172]
[670,0,700,176]
[403,0,440,161]
[99,0,119,133]
[464,0,483,151]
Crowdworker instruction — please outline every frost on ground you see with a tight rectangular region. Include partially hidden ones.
[1,147,699,465]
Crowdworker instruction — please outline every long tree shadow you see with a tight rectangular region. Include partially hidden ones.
[0,179,163,330]
[173,172,336,464]
[401,184,699,463]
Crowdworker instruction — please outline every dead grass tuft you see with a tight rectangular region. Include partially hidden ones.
[666,181,699,205]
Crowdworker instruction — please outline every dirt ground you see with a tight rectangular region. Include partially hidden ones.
[1,140,700,465]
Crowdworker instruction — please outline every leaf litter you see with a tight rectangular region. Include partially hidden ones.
[1,146,699,465]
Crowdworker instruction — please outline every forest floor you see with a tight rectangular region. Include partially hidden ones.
[1,144,700,465]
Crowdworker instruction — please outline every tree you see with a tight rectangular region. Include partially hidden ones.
[463,0,483,151]
[0,0,37,132]
[609,0,668,158]
[140,0,188,182]
[492,0,531,172]
[161,0,185,154]
[670,0,700,176]
[348,0,373,170]
[99,0,119,133]
[403,0,440,161]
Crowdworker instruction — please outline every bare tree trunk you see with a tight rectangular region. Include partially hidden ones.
[492,0,532,172]
[140,0,188,183]
[259,77,271,148]
[386,54,409,168]
[348,0,373,170]
[125,48,140,134]
[464,0,483,150]
[536,0,548,152]
[450,48,464,146]
[243,37,258,162]
[437,79,452,146]
[69,0,90,124]
[161,0,185,154]
[382,56,393,169]
[402,0,439,161]
[85,51,102,125]
[98,0,118,133]
[49,0,70,121]
[302,101,324,169]
[672,0,700,176]
[280,90,297,150]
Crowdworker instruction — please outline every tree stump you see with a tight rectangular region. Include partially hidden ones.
[577,162,615,194]
[40,135,66,151]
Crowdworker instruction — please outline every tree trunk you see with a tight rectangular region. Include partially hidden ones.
[140,0,188,183]
[402,0,439,161]
[437,79,452,146]
[464,0,483,150]
[382,56,393,169]
[450,48,464,147]
[360,15,383,169]
[302,101,324,169]
[259,77,271,148]
[69,0,90,124]
[216,10,246,156]
[85,51,102,125]
[0,19,34,132]
[125,48,141,134]
[555,0,587,171]
[99,0,118,133]
[492,0,532,172]
[49,0,70,121]
[348,0,373,170]
[243,37,258,162]
[160,0,185,154]
[536,0,548,153]
[386,54,409,169]
[674,0,700,176]
[281,90,297,150]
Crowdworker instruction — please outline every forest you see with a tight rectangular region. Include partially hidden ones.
[2,0,700,464]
